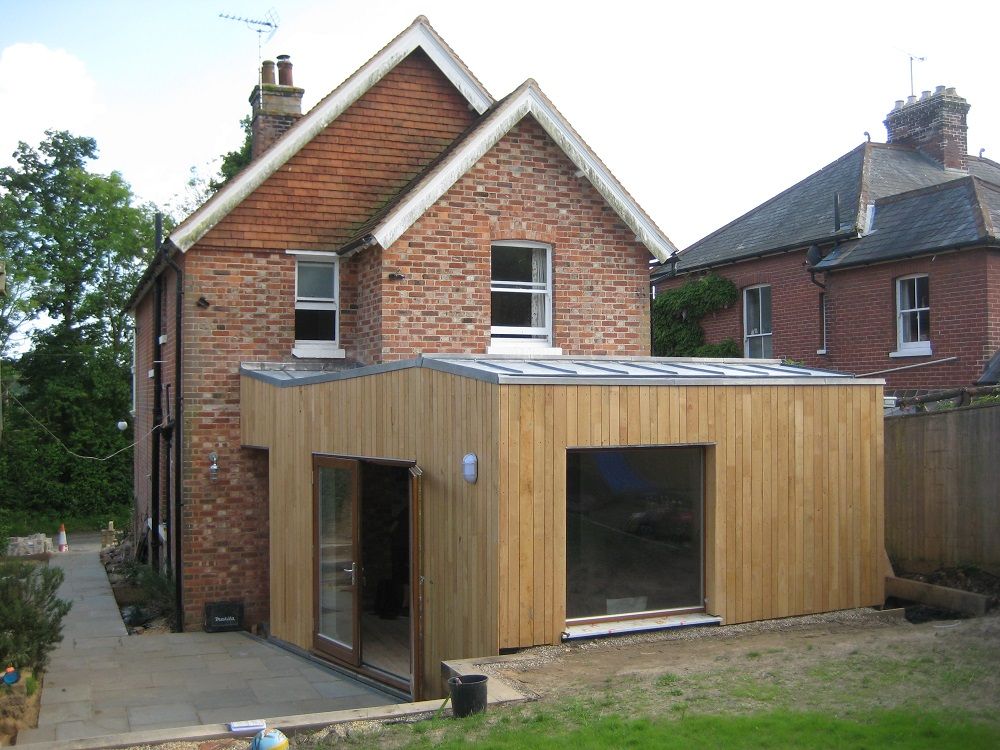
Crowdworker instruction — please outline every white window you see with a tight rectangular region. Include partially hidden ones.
[290,251,344,358]
[817,292,828,355]
[743,284,773,358]
[893,274,931,357]
[489,241,560,354]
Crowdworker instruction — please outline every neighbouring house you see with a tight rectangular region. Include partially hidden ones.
[652,87,1000,396]
[130,17,885,700]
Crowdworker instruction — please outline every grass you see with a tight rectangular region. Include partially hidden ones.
[306,617,1000,750]
[317,708,1000,749]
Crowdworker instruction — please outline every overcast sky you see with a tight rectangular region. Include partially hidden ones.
[2,0,997,250]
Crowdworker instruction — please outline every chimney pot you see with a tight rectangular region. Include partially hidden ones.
[907,95,917,105]
[934,85,946,95]
[894,100,904,110]
[276,54,293,86]
[261,59,276,85]
[920,90,931,101]
[945,86,957,96]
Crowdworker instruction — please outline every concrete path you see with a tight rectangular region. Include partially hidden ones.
[18,533,398,744]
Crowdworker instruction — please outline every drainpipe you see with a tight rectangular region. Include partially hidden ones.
[150,215,163,571]
[162,237,185,632]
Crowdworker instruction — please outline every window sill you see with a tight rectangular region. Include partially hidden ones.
[487,343,563,356]
[889,346,932,358]
[292,345,346,359]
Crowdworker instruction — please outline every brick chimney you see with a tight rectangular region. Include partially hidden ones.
[884,86,970,171]
[250,54,304,158]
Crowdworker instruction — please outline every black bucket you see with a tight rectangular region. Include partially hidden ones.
[448,674,488,717]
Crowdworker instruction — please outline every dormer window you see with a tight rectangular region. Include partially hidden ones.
[489,241,559,354]
[289,251,345,358]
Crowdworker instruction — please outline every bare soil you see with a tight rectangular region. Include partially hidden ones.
[489,608,1000,720]
[0,672,42,747]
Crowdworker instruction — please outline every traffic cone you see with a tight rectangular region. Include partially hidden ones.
[57,523,69,552]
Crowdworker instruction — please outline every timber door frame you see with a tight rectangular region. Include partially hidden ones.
[311,452,423,699]
[312,455,362,666]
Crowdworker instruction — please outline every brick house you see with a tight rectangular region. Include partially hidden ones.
[652,87,1000,395]
[127,17,675,638]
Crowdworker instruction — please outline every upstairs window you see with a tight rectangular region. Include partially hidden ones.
[894,274,930,356]
[743,284,772,358]
[292,253,343,358]
[490,242,554,350]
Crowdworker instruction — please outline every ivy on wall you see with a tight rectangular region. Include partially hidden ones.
[651,273,741,357]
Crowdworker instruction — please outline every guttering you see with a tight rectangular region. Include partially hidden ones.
[857,356,958,377]
[163,244,185,632]
[654,231,857,283]
[812,237,1000,273]
[336,234,378,257]
[150,215,163,572]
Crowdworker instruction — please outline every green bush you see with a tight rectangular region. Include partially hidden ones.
[0,560,72,673]
[652,274,741,357]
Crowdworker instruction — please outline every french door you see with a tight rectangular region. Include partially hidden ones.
[313,456,361,665]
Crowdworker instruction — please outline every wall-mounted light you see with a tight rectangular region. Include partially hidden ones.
[387,272,406,281]
[117,420,129,432]
[196,296,211,308]
[208,451,219,481]
[462,453,478,484]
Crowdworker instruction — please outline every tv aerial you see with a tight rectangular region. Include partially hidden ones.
[220,9,280,100]
[903,50,926,98]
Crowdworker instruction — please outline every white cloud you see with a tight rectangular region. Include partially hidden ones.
[0,43,102,165]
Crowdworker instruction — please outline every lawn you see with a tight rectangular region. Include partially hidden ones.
[299,612,1000,749]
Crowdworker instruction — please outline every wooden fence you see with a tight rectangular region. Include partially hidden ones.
[885,402,1000,573]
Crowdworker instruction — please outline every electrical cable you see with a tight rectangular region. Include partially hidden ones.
[4,390,153,461]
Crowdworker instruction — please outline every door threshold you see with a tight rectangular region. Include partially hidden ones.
[562,612,721,641]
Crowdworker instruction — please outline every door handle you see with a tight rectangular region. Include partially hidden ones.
[342,562,357,586]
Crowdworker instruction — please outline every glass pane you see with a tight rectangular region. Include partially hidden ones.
[748,336,763,358]
[917,309,930,341]
[902,311,919,343]
[760,286,772,334]
[318,465,355,649]
[566,447,703,618]
[491,291,546,328]
[745,288,761,335]
[296,309,337,341]
[915,276,929,308]
[899,278,916,311]
[298,262,336,299]
[492,246,546,283]
[761,334,773,358]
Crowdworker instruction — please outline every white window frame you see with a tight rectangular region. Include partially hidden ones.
[891,273,931,357]
[288,250,345,359]
[817,292,828,355]
[488,240,561,355]
[743,284,773,358]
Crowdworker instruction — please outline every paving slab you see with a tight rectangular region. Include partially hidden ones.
[20,532,401,745]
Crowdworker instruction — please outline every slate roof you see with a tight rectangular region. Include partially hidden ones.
[814,176,1000,270]
[979,350,1000,385]
[653,145,1000,280]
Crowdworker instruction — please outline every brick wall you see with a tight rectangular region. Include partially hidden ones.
[379,116,652,360]
[656,247,998,390]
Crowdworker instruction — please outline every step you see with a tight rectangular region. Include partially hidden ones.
[562,612,722,640]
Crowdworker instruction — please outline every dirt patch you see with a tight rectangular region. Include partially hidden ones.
[900,567,1000,610]
[492,609,1000,721]
[0,672,42,746]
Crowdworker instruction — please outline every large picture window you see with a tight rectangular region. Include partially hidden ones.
[566,446,704,620]
[490,241,552,349]
[743,284,772,358]
[894,274,930,356]
[292,252,343,358]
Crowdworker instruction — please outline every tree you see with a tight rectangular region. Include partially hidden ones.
[0,131,156,520]
[209,115,252,193]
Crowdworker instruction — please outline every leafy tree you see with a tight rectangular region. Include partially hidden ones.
[651,274,741,357]
[209,115,253,193]
[0,131,155,520]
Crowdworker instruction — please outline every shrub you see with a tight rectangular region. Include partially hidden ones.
[651,274,741,357]
[0,560,72,673]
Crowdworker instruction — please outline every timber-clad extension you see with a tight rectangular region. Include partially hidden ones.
[242,356,885,698]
